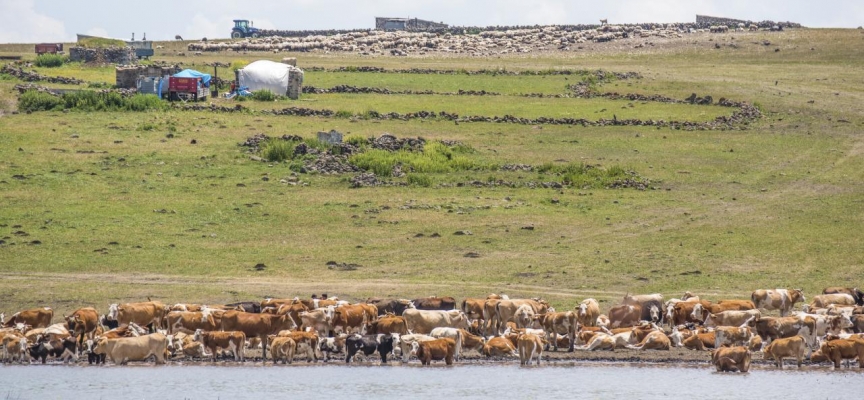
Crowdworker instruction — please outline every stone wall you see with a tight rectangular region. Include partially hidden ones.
[287,66,304,100]
[696,15,802,28]
[375,17,448,31]
[115,64,182,89]
[69,46,136,65]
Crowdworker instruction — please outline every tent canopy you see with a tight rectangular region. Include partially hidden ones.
[237,60,291,95]
[173,69,211,87]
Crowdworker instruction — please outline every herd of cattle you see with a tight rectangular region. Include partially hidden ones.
[1,287,863,372]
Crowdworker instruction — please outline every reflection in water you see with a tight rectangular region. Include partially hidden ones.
[1,363,861,400]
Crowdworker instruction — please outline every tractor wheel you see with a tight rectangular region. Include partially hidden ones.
[231,31,242,39]
[251,33,259,38]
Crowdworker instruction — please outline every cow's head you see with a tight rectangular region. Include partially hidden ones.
[107,304,119,321]
[92,337,108,355]
[665,304,675,322]
[648,305,661,323]
[193,329,203,342]
[668,326,683,347]
[578,303,587,316]
[793,289,805,303]
[690,304,704,321]
[704,313,718,327]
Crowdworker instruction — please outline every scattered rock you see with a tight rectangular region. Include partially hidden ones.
[454,230,473,236]
[521,225,535,231]
[253,263,267,271]
[326,261,361,271]
[464,252,481,258]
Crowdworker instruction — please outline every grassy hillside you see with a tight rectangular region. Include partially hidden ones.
[0,28,862,316]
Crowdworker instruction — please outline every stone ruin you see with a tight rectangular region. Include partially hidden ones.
[115,64,182,89]
[286,65,304,100]
[69,46,136,65]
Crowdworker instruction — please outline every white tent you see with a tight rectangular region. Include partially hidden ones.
[238,60,303,99]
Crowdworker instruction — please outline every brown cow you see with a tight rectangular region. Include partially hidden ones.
[518,333,544,365]
[193,329,245,361]
[332,304,375,334]
[703,310,761,328]
[763,335,808,368]
[170,304,203,312]
[821,337,864,369]
[365,315,408,335]
[65,307,99,346]
[608,304,642,328]
[576,299,600,327]
[823,287,864,306]
[299,308,332,337]
[809,294,856,309]
[458,329,485,354]
[167,310,218,334]
[269,336,296,364]
[537,311,576,352]
[671,301,712,325]
[275,302,309,328]
[275,330,320,362]
[412,296,457,311]
[715,326,754,349]
[627,330,670,351]
[809,348,829,364]
[712,346,751,372]
[713,300,756,311]
[483,336,517,357]
[4,308,53,329]
[107,301,169,331]
[416,338,456,365]
[493,299,549,336]
[683,331,715,350]
[751,289,805,317]
[220,310,296,358]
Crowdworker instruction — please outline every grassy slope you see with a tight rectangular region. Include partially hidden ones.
[0,29,862,315]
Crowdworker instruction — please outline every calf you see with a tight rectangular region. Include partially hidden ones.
[483,336,517,357]
[627,330,670,351]
[397,334,435,363]
[193,329,245,362]
[269,336,296,364]
[538,311,576,352]
[518,333,543,365]
[763,335,808,369]
[83,339,106,364]
[345,334,394,363]
[712,346,751,372]
[276,330,320,362]
[429,327,464,360]
[415,338,456,365]
[683,332,715,350]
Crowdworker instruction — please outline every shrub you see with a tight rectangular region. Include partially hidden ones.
[345,135,369,148]
[261,139,294,162]
[406,174,433,187]
[334,110,354,119]
[34,53,67,68]
[124,94,166,111]
[18,91,63,112]
[250,90,277,102]
[349,141,485,177]
[231,59,249,72]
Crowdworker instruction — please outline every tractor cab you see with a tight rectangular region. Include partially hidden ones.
[231,20,260,39]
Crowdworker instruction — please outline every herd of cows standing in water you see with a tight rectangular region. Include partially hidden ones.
[1,287,863,372]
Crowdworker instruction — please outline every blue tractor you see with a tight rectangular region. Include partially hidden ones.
[231,20,260,39]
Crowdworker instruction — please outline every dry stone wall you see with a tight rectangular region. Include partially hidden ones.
[115,65,182,89]
[69,47,136,65]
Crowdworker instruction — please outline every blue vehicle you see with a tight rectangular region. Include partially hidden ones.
[231,20,260,39]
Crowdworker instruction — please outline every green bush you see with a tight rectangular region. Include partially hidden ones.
[350,141,486,177]
[334,110,354,119]
[231,59,249,72]
[18,91,63,112]
[124,94,166,111]
[345,135,369,148]
[261,139,294,162]
[406,174,433,187]
[34,53,67,68]
[250,90,277,101]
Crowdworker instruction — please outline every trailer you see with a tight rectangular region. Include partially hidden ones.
[35,43,63,55]
[167,69,211,102]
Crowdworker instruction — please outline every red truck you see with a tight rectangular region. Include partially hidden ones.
[35,43,63,55]
[168,76,208,101]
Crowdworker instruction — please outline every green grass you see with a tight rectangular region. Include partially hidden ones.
[0,29,862,315]
[34,53,67,68]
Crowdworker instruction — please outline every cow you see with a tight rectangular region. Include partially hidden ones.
[622,294,663,324]
[4,308,53,329]
[64,307,99,347]
[100,314,119,330]
[332,304,376,334]
[365,315,408,335]
[712,346,751,373]
[764,335,809,368]
[397,334,435,363]
[513,304,536,329]
[273,302,309,327]
[193,329,245,362]
[93,333,167,365]
[2,335,27,363]
[796,313,853,339]
[260,298,296,311]
[107,301,169,331]
[298,308,333,337]
[319,335,347,361]
[754,316,816,349]
[537,311,576,352]
[492,299,549,336]
[810,348,829,364]
[225,301,262,313]
[415,338,456,365]
[167,309,218,334]
[751,289,805,317]
[627,330,671,351]
[576,332,632,351]
[853,315,864,334]
[456,329,484,354]
[608,304,642,328]
[668,326,685,347]
[703,310,761,328]
[820,337,864,369]
[403,309,469,334]
[28,336,78,364]
[170,304,203,312]
[576,298,600,327]
[715,326,754,349]
[671,301,713,326]
[482,299,503,337]
[269,336,296,364]
[483,336,518,357]
[809,293,856,309]
[683,331,715,350]
[345,334,395,363]
[518,333,543,365]
[83,339,106,364]
[368,298,415,316]
[412,296,457,311]
[275,330,320,362]
[823,287,864,306]
[220,310,296,358]
[292,297,341,311]
[461,297,491,321]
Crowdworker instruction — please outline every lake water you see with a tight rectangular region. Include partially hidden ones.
[1,362,861,399]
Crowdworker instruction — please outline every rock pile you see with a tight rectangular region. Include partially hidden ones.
[350,173,382,188]
[371,134,425,152]
[69,46,136,65]
[1,65,84,85]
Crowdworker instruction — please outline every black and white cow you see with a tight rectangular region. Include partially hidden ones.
[100,314,119,330]
[319,335,346,362]
[345,334,394,363]
[84,339,106,364]
[225,301,261,313]
[28,337,78,364]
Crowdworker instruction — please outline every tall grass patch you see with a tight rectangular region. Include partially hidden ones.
[537,162,635,189]
[34,53,67,68]
[350,141,485,177]
[18,91,166,112]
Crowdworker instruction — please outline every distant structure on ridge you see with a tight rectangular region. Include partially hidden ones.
[375,17,448,31]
